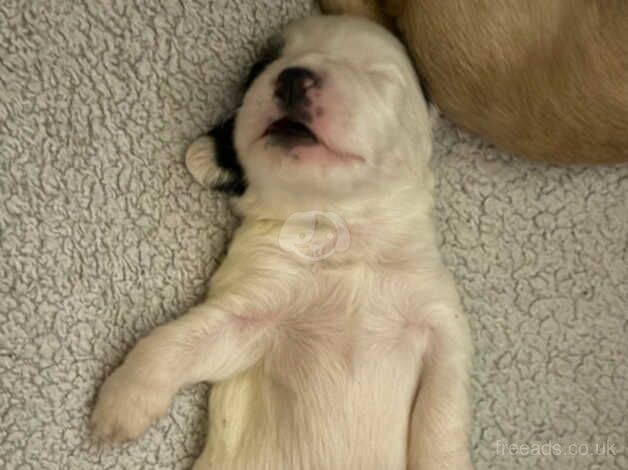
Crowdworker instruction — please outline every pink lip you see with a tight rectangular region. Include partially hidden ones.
[291,145,365,164]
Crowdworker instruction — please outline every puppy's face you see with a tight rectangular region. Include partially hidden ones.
[235,15,431,202]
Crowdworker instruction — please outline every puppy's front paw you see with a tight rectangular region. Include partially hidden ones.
[90,366,172,444]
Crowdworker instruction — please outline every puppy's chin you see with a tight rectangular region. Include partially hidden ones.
[263,138,364,166]
[240,141,378,200]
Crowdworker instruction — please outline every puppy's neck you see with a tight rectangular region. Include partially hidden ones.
[233,183,439,267]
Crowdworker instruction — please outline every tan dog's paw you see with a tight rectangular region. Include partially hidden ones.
[90,367,172,444]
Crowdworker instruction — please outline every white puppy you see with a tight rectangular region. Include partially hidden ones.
[91,15,473,470]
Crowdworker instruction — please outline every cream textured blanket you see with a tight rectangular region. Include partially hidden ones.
[1,1,626,469]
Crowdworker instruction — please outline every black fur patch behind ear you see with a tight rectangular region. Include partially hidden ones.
[245,58,273,88]
[208,117,247,196]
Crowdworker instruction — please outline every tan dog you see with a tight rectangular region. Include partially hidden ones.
[321,0,628,165]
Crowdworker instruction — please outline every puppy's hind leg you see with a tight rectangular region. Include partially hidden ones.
[407,305,474,470]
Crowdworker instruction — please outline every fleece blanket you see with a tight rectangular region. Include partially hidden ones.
[1,1,626,469]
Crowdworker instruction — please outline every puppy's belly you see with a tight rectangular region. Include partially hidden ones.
[195,347,422,470]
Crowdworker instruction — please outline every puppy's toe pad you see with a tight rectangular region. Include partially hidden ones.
[185,136,230,188]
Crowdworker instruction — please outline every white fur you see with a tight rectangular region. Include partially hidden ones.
[91,15,473,470]
[185,135,231,188]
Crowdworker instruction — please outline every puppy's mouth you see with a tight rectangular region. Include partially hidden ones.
[264,117,318,146]
[260,115,365,164]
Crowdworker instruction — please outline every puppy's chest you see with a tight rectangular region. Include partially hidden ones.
[266,268,426,382]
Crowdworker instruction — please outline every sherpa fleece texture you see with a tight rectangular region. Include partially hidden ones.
[1,1,626,469]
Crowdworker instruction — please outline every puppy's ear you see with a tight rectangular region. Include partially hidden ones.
[185,116,247,196]
[186,54,280,195]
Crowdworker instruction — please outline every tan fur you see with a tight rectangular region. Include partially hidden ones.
[321,0,628,165]
[319,0,390,24]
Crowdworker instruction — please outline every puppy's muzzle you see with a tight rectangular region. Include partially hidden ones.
[274,67,320,117]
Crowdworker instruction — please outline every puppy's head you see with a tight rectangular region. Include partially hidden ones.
[235,15,431,209]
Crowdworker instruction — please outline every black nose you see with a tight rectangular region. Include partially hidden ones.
[274,67,319,109]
